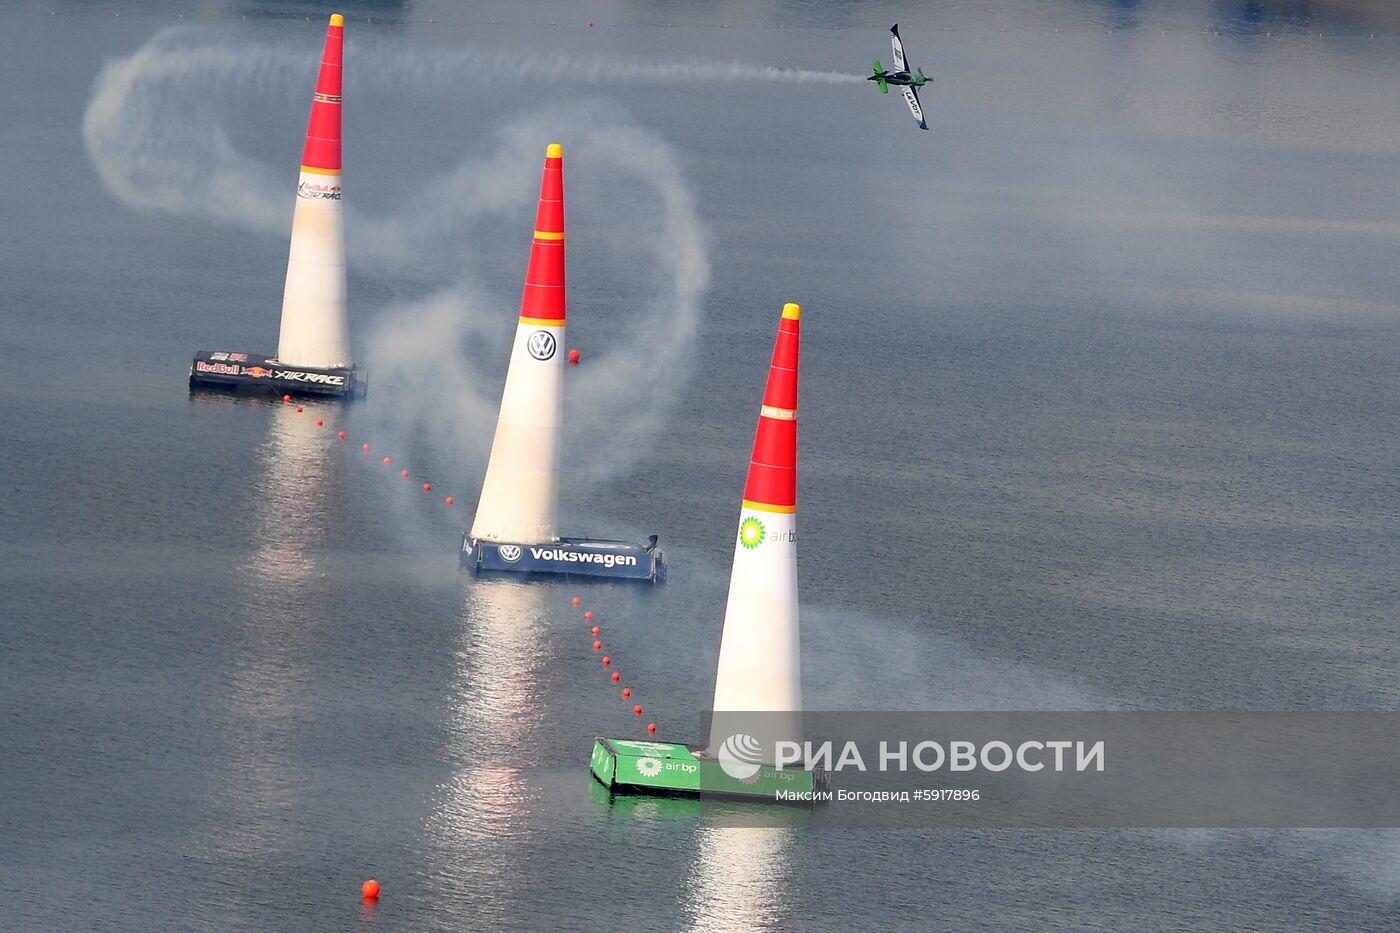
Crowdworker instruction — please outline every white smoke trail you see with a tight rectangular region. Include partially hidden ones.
[82,27,855,233]
[360,106,709,491]
[84,27,711,489]
[82,30,292,232]
[362,40,862,87]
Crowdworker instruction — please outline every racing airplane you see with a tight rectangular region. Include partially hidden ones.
[868,24,930,130]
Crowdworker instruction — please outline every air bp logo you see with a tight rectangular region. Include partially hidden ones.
[498,544,523,562]
[635,757,663,778]
[739,517,766,549]
[527,330,557,361]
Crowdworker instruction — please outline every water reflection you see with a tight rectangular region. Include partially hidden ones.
[422,580,550,921]
[198,400,340,907]
[682,825,798,933]
[240,402,339,585]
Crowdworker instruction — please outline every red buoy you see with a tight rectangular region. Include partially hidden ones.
[362,443,369,451]
[384,457,391,464]
[568,349,580,365]
[400,469,408,478]
[361,879,379,899]
[633,705,642,716]
[593,640,601,651]
[612,672,620,682]
[337,431,346,440]
[282,394,291,403]
[572,597,580,607]
[316,419,323,427]
[648,722,656,733]
[296,406,303,413]
[423,483,431,492]
[602,656,611,666]
[445,497,454,505]
[590,626,599,635]
[622,687,630,698]
[584,611,592,621]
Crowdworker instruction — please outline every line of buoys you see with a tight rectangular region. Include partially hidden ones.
[574,599,656,737]
[278,404,465,517]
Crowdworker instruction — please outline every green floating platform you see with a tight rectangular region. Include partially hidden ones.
[590,737,823,804]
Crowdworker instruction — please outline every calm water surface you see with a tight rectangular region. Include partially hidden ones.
[2,0,1398,929]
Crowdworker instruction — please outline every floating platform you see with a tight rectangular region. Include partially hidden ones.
[589,738,823,804]
[461,536,664,582]
[188,350,364,399]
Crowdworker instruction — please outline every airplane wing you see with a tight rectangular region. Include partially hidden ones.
[890,24,908,72]
[901,85,929,130]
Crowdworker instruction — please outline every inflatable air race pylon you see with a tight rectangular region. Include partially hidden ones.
[707,300,803,749]
[189,13,363,398]
[589,303,823,802]
[460,144,664,582]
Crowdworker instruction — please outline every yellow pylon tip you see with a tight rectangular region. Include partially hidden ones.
[781,303,801,321]
[546,143,563,159]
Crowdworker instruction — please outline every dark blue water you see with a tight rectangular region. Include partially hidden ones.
[3,1,1399,929]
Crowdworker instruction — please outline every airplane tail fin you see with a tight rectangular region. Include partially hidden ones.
[872,60,888,93]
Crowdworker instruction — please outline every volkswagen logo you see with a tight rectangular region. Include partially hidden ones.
[498,544,523,562]
[526,330,556,361]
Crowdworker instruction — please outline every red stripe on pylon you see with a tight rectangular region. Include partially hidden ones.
[520,147,565,324]
[762,316,799,411]
[741,306,801,510]
[300,16,343,172]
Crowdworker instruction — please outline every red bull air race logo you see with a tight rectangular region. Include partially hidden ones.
[296,180,342,201]
[272,369,345,386]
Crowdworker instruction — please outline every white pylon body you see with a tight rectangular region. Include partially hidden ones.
[708,303,803,758]
[471,145,567,545]
[275,170,350,369]
[470,320,565,543]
